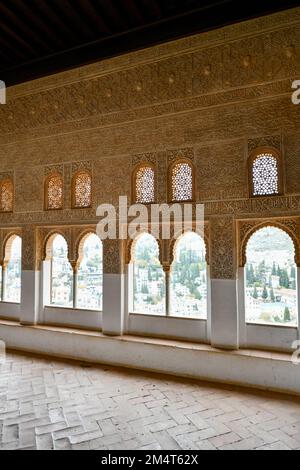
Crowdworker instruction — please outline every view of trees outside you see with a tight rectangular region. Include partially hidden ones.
[77,234,103,310]
[170,232,207,318]
[51,235,73,308]
[5,236,21,303]
[245,227,297,326]
[133,233,166,315]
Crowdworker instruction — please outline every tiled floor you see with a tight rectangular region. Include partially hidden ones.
[0,352,300,450]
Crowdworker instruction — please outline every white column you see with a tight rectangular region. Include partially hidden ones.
[1,267,6,301]
[42,260,51,306]
[102,273,125,336]
[210,279,238,349]
[206,265,212,343]
[20,270,40,325]
[237,266,246,347]
[297,267,300,340]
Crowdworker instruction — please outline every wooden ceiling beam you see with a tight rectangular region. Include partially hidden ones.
[75,0,111,35]
[10,0,66,49]
[0,2,53,54]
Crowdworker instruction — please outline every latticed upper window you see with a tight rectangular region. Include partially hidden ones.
[170,161,193,202]
[73,171,92,208]
[252,153,279,196]
[46,174,63,210]
[134,166,155,203]
[0,179,13,212]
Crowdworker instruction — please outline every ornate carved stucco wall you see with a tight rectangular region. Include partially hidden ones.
[0,7,300,277]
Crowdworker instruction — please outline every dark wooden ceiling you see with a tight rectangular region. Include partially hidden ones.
[1,0,299,86]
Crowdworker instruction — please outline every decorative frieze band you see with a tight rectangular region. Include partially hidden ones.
[1,194,300,227]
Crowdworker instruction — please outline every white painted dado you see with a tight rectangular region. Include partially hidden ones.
[210,279,238,350]
[0,302,20,321]
[128,313,207,343]
[41,306,102,331]
[0,320,299,396]
[244,323,298,352]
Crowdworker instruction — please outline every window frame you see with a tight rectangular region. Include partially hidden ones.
[248,147,284,198]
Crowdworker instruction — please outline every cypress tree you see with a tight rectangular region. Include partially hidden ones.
[262,285,268,300]
[284,306,291,322]
[252,286,258,299]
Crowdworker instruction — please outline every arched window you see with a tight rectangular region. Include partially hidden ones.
[249,149,282,197]
[245,227,297,326]
[3,235,21,303]
[132,233,165,315]
[72,171,92,208]
[133,164,155,203]
[169,159,194,202]
[76,233,103,310]
[170,232,207,318]
[49,234,73,308]
[45,173,63,210]
[0,179,14,212]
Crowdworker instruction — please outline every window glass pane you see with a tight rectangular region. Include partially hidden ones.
[170,232,207,318]
[133,233,165,315]
[245,227,297,326]
[77,234,103,310]
[51,235,73,307]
